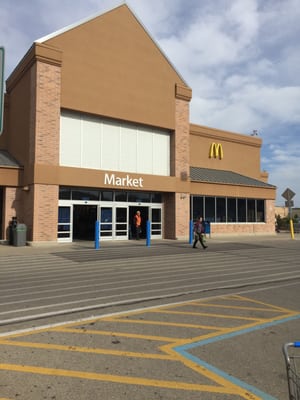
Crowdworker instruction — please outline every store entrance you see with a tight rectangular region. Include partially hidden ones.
[58,202,162,242]
[129,206,149,239]
[73,205,97,240]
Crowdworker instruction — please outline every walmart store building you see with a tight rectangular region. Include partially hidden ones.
[0,4,276,245]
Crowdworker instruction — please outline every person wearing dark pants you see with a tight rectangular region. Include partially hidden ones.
[193,216,207,249]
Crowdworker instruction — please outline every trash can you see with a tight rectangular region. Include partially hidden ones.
[12,223,27,246]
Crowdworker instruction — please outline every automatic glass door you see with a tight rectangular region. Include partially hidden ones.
[115,207,128,239]
[151,207,162,238]
[99,206,113,239]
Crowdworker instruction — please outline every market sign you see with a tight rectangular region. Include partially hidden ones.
[104,173,144,188]
[0,47,4,135]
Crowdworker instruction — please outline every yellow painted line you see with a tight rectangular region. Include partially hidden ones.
[0,363,254,396]
[105,317,227,331]
[159,314,295,351]
[190,301,288,313]
[0,340,175,361]
[1,295,296,399]
[227,295,299,313]
[55,327,178,342]
[161,347,261,400]
[151,309,267,322]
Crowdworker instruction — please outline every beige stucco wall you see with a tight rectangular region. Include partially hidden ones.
[190,124,263,180]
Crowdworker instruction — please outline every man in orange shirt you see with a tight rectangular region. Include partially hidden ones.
[133,210,142,240]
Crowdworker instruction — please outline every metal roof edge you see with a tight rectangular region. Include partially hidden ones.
[190,167,276,189]
[35,2,126,43]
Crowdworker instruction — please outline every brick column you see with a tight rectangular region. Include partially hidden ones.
[165,84,192,240]
[30,57,61,242]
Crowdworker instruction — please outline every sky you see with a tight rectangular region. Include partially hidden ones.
[1,0,300,206]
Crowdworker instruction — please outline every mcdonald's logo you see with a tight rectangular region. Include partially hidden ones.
[209,142,223,159]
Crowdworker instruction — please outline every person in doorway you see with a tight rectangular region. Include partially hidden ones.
[133,210,142,240]
[193,216,207,249]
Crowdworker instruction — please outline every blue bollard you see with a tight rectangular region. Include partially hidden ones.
[95,220,100,249]
[189,220,193,245]
[146,220,151,247]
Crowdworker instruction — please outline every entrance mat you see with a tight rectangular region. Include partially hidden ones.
[51,242,273,263]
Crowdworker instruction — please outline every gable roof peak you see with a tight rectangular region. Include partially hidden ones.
[35,2,189,87]
[35,2,128,44]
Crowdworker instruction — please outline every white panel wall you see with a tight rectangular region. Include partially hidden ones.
[81,117,101,169]
[137,127,153,174]
[101,121,120,171]
[120,124,137,172]
[60,113,81,167]
[153,131,170,175]
[60,111,170,176]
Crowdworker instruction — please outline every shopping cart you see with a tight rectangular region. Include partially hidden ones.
[283,342,300,399]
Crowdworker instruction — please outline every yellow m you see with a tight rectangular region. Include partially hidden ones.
[209,142,223,159]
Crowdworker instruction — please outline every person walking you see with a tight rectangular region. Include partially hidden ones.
[133,210,142,240]
[193,216,207,249]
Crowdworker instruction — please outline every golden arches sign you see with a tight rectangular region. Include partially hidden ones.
[209,142,223,159]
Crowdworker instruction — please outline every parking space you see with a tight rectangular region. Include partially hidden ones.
[1,291,299,399]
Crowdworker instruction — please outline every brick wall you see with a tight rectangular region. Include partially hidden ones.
[34,61,61,165]
[32,184,59,242]
[29,60,61,242]
[173,97,190,240]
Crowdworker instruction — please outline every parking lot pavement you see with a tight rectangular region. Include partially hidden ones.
[0,285,300,400]
[1,234,300,399]
[1,234,300,327]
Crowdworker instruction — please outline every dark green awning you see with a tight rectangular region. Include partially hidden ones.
[190,167,276,189]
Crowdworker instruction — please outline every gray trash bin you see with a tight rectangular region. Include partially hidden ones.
[13,223,27,246]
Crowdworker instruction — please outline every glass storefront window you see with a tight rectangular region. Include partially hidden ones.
[101,191,113,201]
[238,199,246,222]
[192,196,203,221]
[247,199,256,222]
[257,199,265,222]
[59,187,162,204]
[115,191,127,202]
[205,197,216,222]
[128,191,151,203]
[151,193,162,203]
[59,187,71,200]
[227,198,237,222]
[72,189,100,201]
[216,197,226,222]
[191,195,265,223]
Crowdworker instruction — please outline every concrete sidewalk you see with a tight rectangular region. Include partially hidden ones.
[0,233,297,256]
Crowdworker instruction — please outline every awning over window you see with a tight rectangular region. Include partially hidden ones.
[190,167,276,189]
